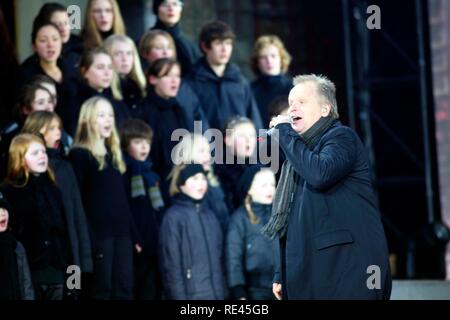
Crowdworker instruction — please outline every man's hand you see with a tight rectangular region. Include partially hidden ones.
[269,115,291,129]
[273,283,282,300]
[135,244,142,253]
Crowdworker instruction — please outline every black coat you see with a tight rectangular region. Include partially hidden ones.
[141,85,207,200]
[67,80,131,136]
[120,77,145,118]
[273,121,392,299]
[226,203,278,300]
[186,58,263,131]
[152,21,201,76]
[0,232,34,300]
[18,54,79,125]
[68,147,134,245]
[204,181,230,235]
[159,195,226,300]
[0,174,73,278]
[251,74,292,127]
[48,149,93,273]
[123,159,164,258]
[215,157,256,212]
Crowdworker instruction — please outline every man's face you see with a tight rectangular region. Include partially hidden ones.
[204,39,233,67]
[288,81,326,134]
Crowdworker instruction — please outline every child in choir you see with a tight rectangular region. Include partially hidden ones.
[150,0,201,75]
[0,80,56,180]
[226,166,278,300]
[139,29,177,67]
[120,119,165,300]
[104,35,147,117]
[215,116,259,211]
[172,133,230,233]
[36,3,83,73]
[69,96,138,299]
[1,134,72,300]
[250,35,292,126]
[69,47,130,136]
[141,58,207,201]
[81,0,126,49]
[19,17,78,115]
[21,111,93,283]
[159,164,226,300]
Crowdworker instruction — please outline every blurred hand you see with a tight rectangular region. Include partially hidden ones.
[273,283,282,300]
[269,115,291,129]
[135,244,142,253]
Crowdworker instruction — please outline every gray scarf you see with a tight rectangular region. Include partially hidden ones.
[261,116,337,239]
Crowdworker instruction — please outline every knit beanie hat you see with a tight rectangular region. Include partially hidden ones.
[237,164,263,200]
[177,164,206,187]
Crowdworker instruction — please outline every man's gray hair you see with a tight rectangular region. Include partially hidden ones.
[293,74,339,119]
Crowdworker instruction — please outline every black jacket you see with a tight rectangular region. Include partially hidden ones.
[251,74,292,127]
[226,203,279,299]
[204,181,230,235]
[186,58,263,131]
[68,147,134,244]
[159,194,226,300]
[152,21,201,76]
[18,54,79,125]
[141,85,207,199]
[48,148,93,273]
[215,157,257,212]
[0,232,34,300]
[67,80,131,136]
[123,157,164,258]
[1,174,72,277]
[120,77,145,118]
[273,121,392,299]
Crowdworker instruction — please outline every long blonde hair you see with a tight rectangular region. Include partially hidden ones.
[171,133,219,187]
[82,0,126,49]
[103,35,147,100]
[244,168,275,225]
[168,163,186,197]
[5,133,56,187]
[73,96,126,173]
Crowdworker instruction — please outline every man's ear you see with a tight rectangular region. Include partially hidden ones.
[321,104,331,116]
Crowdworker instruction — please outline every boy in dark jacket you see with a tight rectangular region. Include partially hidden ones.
[185,20,263,131]
[0,192,35,300]
[159,164,226,300]
[120,119,165,300]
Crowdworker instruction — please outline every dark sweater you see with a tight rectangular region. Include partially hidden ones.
[152,21,201,76]
[67,80,131,136]
[251,74,292,126]
[68,147,134,242]
[47,148,93,273]
[186,58,263,131]
[0,174,72,280]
